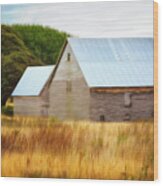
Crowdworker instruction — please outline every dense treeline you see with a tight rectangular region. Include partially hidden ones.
[1,24,69,105]
[12,25,69,65]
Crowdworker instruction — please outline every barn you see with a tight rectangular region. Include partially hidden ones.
[12,38,154,121]
[12,65,55,116]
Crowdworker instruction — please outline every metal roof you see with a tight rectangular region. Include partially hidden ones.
[12,65,55,96]
[68,38,153,87]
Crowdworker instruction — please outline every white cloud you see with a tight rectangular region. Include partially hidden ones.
[1,1,153,37]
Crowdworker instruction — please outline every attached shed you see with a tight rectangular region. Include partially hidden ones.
[12,38,154,121]
[12,65,55,116]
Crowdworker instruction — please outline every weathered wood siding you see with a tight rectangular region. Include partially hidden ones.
[90,91,154,121]
[14,96,43,116]
[13,84,49,116]
[48,44,90,120]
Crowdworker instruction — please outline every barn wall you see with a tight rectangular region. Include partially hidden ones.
[48,44,90,120]
[13,85,49,116]
[14,97,42,116]
[90,91,154,121]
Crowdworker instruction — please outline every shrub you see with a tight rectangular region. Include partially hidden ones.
[2,105,13,116]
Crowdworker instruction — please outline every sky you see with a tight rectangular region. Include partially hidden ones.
[1,1,153,38]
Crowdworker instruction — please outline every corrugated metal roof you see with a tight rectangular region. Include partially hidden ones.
[68,38,153,87]
[12,65,55,96]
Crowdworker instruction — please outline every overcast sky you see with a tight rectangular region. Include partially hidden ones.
[1,1,153,37]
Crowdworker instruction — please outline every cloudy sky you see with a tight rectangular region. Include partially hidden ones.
[1,1,153,37]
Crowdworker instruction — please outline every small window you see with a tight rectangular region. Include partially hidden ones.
[100,115,105,122]
[66,81,72,92]
[41,109,48,116]
[124,113,131,121]
[124,93,132,107]
[67,53,71,61]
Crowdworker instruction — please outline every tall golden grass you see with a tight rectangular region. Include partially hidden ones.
[1,115,154,180]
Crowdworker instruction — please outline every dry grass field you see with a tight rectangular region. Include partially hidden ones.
[1,115,154,180]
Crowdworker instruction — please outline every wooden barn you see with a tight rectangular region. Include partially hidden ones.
[12,65,55,116]
[12,38,154,121]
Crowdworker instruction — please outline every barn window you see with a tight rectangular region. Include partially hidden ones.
[100,115,105,122]
[66,80,72,92]
[124,93,132,107]
[124,113,131,121]
[67,53,71,61]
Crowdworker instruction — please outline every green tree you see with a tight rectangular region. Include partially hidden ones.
[12,24,69,64]
[1,24,69,105]
[1,25,42,105]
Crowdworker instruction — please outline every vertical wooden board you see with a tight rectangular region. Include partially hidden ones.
[154,1,158,180]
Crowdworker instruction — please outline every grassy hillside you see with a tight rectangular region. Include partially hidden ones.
[1,24,69,105]
[1,116,154,180]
